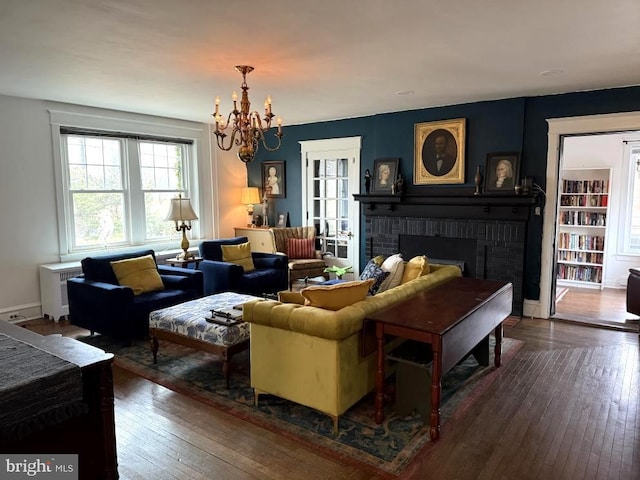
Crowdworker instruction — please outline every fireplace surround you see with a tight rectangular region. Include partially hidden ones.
[354,191,535,315]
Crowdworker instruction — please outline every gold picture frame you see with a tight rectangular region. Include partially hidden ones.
[413,118,466,185]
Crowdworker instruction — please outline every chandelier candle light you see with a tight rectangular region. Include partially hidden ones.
[165,194,198,260]
[213,65,283,163]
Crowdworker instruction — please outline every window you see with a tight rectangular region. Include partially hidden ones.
[622,141,640,255]
[60,130,195,254]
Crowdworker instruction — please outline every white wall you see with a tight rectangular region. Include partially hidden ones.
[562,133,639,288]
[0,94,247,320]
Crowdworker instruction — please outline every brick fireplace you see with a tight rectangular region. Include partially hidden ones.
[355,191,535,315]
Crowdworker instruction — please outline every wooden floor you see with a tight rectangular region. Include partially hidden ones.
[21,318,640,480]
[554,286,639,332]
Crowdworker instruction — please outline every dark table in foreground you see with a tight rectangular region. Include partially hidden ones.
[0,321,118,479]
[366,277,513,441]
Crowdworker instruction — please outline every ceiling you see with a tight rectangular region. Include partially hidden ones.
[1,0,639,126]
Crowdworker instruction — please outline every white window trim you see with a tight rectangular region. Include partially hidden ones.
[619,139,640,256]
[49,109,206,262]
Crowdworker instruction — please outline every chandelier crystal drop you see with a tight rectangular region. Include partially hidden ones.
[213,65,283,163]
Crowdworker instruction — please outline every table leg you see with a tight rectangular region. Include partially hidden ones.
[374,322,385,424]
[494,323,503,367]
[430,338,442,441]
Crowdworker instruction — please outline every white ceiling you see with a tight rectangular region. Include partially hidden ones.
[1,0,639,126]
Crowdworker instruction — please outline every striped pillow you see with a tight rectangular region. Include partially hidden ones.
[287,238,315,259]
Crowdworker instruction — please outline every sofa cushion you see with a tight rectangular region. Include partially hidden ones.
[199,236,248,261]
[288,258,326,271]
[400,255,431,284]
[287,238,315,259]
[81,249,156,284]
[359,259,389,295]
[110,254,165,295]
[378,253,405,293]
[221,242,255,272]
[300,279,375,311]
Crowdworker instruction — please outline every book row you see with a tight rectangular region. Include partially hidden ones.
[557,250,604,264]
[559,211,606,226]
[562,179,609,194]
[557,264,603,284]
[557,233,605,251]
[560,194,608,207]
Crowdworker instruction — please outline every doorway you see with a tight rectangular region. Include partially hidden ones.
[300,137,361,277]
[540,112,640,331]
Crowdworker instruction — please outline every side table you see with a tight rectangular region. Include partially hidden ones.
[165,256,202,269]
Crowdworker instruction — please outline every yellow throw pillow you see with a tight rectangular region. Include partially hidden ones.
[110,254,165,296]
[278,290,305,305]
[221,242,255,272]
[300,279,375,311]
[400,255,430,284]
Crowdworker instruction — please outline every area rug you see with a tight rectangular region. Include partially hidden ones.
[82,334,523,477]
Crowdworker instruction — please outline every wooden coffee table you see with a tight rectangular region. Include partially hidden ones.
[366,277,513,441]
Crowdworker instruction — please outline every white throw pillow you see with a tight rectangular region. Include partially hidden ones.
[378,253,405,292]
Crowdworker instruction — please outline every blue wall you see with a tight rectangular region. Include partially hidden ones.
[248,86,640,300]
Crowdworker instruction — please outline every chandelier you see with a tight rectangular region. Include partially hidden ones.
[213,65,283,163]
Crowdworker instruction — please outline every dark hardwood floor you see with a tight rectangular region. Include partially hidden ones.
[21,316,640,480]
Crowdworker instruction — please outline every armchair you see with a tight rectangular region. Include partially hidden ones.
[270,226,329,289]
[198,237,288,296]
[68,249,203,340]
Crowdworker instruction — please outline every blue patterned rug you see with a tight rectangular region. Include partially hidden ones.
[81,334,522,477]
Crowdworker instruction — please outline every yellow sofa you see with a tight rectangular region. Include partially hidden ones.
[242,263,461,431]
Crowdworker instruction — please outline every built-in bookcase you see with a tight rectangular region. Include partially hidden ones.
[556,168,611,289]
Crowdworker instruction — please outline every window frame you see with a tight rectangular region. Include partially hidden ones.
[620,140,640,256]
[50,110,205,262]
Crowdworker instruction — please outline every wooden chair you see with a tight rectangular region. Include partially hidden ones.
[270,226,329,289]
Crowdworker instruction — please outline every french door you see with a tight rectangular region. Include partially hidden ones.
[300,137,361,277]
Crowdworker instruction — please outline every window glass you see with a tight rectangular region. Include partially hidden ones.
[62,134,192,252]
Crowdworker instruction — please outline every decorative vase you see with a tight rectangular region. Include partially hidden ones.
[474,166,482,195]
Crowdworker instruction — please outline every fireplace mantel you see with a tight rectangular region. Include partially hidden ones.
[353,192,536,221]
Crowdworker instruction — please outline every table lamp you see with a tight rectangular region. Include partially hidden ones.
[166,194,198,259]
[240,187,261,226]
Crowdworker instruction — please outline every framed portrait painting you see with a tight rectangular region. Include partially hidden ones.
[372,158,399,193]
[483,152,520,193]
[413,118,466,185]
[276,211,289,227]
[262,161,285,198]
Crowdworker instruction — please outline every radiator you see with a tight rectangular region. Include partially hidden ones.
[39,262,83,321]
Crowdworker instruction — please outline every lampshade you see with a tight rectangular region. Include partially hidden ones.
[165,196,198,222]
[240,187,261,205]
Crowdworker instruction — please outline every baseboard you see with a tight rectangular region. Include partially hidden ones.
[0,303,42,323]
[523,299,544,319]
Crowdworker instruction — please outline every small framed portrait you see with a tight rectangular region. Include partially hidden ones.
[372,158,399,193]
[484,152,520,193]
[414,118,466,185]
[262,161,286,198]
[276,211,289,227]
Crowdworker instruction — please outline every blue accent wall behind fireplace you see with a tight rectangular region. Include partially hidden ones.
[247,86,640,302]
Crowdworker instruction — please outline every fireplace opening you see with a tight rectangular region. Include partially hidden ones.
[399,235,480,278]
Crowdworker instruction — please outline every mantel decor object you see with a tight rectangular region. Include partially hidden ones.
[414,118,466,185]
[484,152,521,194]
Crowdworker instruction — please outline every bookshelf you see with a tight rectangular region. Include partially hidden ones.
[556,168,611,289]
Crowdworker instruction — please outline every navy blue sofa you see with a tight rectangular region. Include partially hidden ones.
[67,249,203,340]
[199,237,288,296]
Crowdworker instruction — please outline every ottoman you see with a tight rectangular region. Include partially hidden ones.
[149,292,261,387]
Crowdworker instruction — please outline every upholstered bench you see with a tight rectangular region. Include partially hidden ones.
[149,292,261,387]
